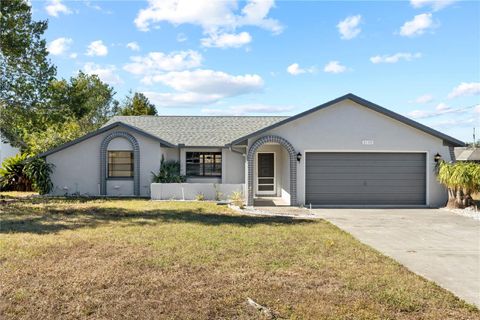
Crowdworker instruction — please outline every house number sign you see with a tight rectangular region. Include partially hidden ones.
[362,140,374,145]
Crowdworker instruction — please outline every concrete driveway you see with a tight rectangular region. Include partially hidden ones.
[313,208,480,307]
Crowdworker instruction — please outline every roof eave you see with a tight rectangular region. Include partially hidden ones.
[38,121,176,158]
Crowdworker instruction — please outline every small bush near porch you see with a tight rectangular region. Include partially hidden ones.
[0,195,477,319]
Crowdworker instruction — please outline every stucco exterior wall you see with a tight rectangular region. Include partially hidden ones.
[151,183,244,200]
[247,100,453,207]
[280,147,291,203]
[46,127,165,197]
[222,148,245,184]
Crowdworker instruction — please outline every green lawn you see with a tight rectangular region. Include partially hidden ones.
[0,194,478,319]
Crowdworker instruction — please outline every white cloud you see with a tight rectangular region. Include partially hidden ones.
[238,0,283,34]
[84,1,112,14]
[414,94,434,104]
[134,0,282,47]
[323,61,347,74]
[126,42,140,51]
[145,69,263,95]
[410,0,457,11]
[286,63,316,76]
[45,0,71,17]
[135,0,282,33]
[141,69,264,108]
[86,40,108,56]
[399,13,435,37]
[202,103,294,115]
[475,105,480,114]
[201,31,252,48]
[447,82,480,99]
[408,103,474,119]
[370,52,422,64]
[47,37,73,55]
[124,50,202,77]
[83,63,123,85]
[142,92,222,108]
[431,118,475,128]
[435,102,450,111]
[337,15,362,40]
[69,53,78,59]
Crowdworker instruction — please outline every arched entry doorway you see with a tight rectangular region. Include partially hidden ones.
[246,135,297,206]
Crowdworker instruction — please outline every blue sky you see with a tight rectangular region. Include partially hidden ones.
[32,0,480,142]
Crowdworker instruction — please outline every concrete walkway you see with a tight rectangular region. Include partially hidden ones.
[312,208,480,307]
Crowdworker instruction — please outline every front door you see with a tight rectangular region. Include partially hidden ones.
[256,152,276,195]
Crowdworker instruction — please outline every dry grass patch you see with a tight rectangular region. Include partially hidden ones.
[0,194,478,319]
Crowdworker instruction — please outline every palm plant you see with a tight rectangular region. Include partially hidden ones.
[23,157,54,194]
[437,161,480,208]
[0,154,32,191]
[0,154,54,194]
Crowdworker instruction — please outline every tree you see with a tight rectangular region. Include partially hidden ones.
[48,72,118,131]
[0,0,57,147]
[118,92,157,116]
[22,72,119,154]
[437,161,480,208]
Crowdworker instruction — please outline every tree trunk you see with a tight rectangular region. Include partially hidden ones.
[455,189,465,209]
[446,188,464,208]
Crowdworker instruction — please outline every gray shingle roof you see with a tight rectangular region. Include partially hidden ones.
[104,116,288,147]
[455,148,480,161]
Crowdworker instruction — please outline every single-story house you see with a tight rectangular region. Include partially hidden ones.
[40,93,464,207]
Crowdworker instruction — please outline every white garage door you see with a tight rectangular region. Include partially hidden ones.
[305,152,427,206]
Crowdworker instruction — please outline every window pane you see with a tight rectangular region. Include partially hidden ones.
[186,164,201,176]
[108,151,133,178]
[258,178,274,184]
[258,185,274,191]
[185,152,222,177]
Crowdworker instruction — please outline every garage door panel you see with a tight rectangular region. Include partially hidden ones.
[307,153,421,161]
[306,166,426,174]
[306,185,426,194]
[307,160,426,167]
[305,193,425,201]
[306,179,425,187]
[306,173,424,180]
[305,152,426,206]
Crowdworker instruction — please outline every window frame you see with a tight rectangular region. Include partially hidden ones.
[185,151,222,177]
[107,150,134,179]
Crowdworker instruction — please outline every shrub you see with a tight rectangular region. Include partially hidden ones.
[152,155,186,183]
[23,157,54,195]
[195,193,205,201]
[229,191,245,208]
[0,154,32,191]
[0,154,54,194]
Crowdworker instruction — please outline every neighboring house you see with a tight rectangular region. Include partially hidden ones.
[39,94,464,207]
[454,147,480,162]
[0,137,19,165]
